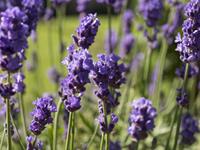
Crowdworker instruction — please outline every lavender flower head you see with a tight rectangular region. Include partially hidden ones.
[48,67,61,84]
[0,97,6,117]
[96,0,124,12]
[29,95,57,135]
[110,141,121,150]
[175,0,200,62]
[104,29,118,54]
[181,113,199,145]
[123,9,134,34]
[0,7,28,55]
[60,45,94,112]
[22,0,43,33]
[26,136,43,150]
[176,88,189,107]
[119,33,135,58]
[128,98,157,141]
[44,7,56,21]
[72,13,100,49]
[13,73,25,93]
[77,0,90,14]
[139,0,163,27]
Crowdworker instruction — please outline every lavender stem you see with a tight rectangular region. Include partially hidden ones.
[19,93,27,137]
[0,129,5,149]
[65,112,73,150]
[99,133,105,150]
[103,102,109,150]
[70,112,75,150]
[53,99,62,150]
[172,63,189,150]
[107,5,112,53]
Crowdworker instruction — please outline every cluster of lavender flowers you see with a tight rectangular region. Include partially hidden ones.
[77,0,91,15]
[26,136,43,150]
[29,95,57,135]
[72,13,100,49]
[175,0,200,62]
[128,98,157,141]
[90,53,126,132]
[60,45,94,112]
[180,113,199,145]
[104,29,118,54]
[139,0,163,27]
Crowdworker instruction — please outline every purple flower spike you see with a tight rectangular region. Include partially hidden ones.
[181,113,199,145]
[72,13,100,49]
[128,98,157,141]
[139,0,163,27]
[175,64,199,79]
[13,73,25,93]
[29,95,57,135]
[26,136,43,150]
[176,88,189,107]
[175,0,200,62]
[123,9,134,34]
[104,29,118,54]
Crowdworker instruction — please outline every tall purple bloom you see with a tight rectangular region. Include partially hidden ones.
[128,98,157,141]
[26,136,43,150]
[29,95,57,135]
[119,33,135,58]
[175,0,200,62]
[0,96,6,117]
[77,0,91,14]
[22,0,43,34]
[180,113,199,145]
[60,45,94,112]
[13,73,25,93]
[72,13,100,49]
[123,9,134,34]
[139,0,163,27]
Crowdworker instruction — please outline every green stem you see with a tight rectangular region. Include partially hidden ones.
[165,106,179,150]
[155,39,167,108]
[19,93,27,137]
[107,5,112,53]
[103,102,109,150]
[87,124,99,149]
[47,21,54,66]
[6,72,12,150]
[0,129,5,149]
[172,63,189,150]
[53,99,62,150]
[10,115,26,150]
[70,113,75,150]
[99,133,105,150]
[65,112,73,150]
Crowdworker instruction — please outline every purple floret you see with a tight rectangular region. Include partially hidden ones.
[128,98,157,141]
[29,95,57,135]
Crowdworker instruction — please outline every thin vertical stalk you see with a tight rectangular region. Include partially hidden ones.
[103,102,109,150]
[58,6,64,65]
[99,133,105,150]
[155,39,167,108]
[6,72,12,150]
[107,5,112,53]
[47,21,54,66]
[53,99,62,150]
[70,113,75,150]
[87,124,99,149]
[172,63,189,150]
[65,112,73,150]
[19,93,27,137]
[0,129,5,149]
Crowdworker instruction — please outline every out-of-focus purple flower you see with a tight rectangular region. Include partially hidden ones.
[0,7,28,55]
[128,98,157,141]
[128,52,144,73]
[110,141,121,150]
[104,29,118,54]
[22,0,43,34]
[96,0,124,12]
[51,0,71,6]
[26,51,38,72]
[72,13,100,49]
[176,88,189,107]
[181,113,199,145]
[60,45,93,112]
[0,97,6,117]
[44,7,56,21]
[26,136,43,150]
[148,63,159,96]
[0,1,6,12]
[144,28,159,49]
[29,95,57,135]
[10,97,20,120]
[162,4,184,44]
[123,9,134,34]
[0,83,15,99]
[119,33,135,58]
[139,0,163,27]
[13,73,25,93]
[48,67,61,84]
[175,0,200,62]
[175,64,199,79]
[77,0,90,14]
